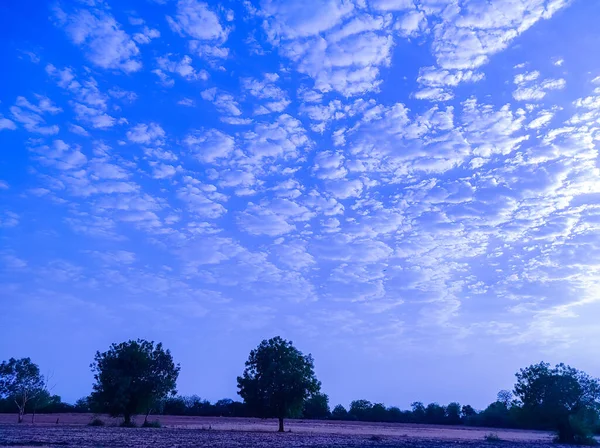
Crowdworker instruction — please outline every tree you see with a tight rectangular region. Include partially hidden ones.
[331,404,348,420]
[237,336,321,432]
[0,358,46,423]
[425,402,446,424]
[446,402,462,425]
[349,399,373,421]
[497,390,513,408]
[303,392,330,419]
[90,339,180,425]
[514,362,600,443]
[411,401,426,423]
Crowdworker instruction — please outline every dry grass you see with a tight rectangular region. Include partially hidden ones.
[0,413,556,447]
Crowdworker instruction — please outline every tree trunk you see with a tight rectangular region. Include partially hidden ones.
[124,414,131,426]
[278,417,284,432]
[32,409,36,423]
[17,409,24,424]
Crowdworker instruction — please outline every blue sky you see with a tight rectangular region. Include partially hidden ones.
[1,0,600,410]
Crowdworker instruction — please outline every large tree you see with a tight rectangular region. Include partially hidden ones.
[0,358,46,423]
[237,336,321,432]
[90,339,180,425]
[514,362,600,443]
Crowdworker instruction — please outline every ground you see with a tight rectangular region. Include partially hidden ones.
[0,414,562,448]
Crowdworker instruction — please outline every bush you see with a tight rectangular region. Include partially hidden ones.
[88,417,105,427]
[484,433,501,442]
[142,420,161,428]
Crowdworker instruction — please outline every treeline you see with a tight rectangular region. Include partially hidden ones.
[2,338,600,443]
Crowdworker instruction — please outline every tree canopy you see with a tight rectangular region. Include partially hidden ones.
[0,358,46,423]
[237,336,321,432]
[514,362,600,443]
[90,339,180,424]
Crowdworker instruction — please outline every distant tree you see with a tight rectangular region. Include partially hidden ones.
[446,402,462,425]
[349,399,373,421]
[411,401,426,423]
[0,358,46,423]
[497,390,513,408]
[331,404,348,420]
[90,339,180,425]
[425,402,446,424]
[303,392,330,419]
[461,404,476,418]
[514,362,600,443]
[237,336,321,432]
[74,396,91,413]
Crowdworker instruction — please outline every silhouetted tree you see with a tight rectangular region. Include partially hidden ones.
[425,402,446,424]
[349,399,373,421]
[446,402,462,425]
[514,362,600,443]
[237,336,320,432]
[411,401,426,422]
[331,404,348,420]
[90,339,180,425]
[0,358,46,423]
[303,392,330,419]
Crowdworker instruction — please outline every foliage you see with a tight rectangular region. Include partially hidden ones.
[303,393,330,419]
[514,362,600,443]
[331,404,348,420]
[237,336,321,432]
[90,339,180,425]
[88,417,105,426]
[0,358,46,423]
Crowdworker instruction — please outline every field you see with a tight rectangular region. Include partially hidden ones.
[0,414,560,448]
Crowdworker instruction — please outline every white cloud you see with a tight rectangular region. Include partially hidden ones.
[201,88,242,116]
[184,129,235,163]
[167,0,227,41]
[54,5,142,72]
[154,54,208,85]
[127,123,166,145]
[0,116,17,131]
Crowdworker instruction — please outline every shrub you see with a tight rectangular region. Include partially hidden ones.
[484,433,501,442]
[88,417,105,427]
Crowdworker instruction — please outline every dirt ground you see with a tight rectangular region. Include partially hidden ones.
[0,414,560,447]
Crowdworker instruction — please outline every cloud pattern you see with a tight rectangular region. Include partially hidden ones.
[1,0,600,404]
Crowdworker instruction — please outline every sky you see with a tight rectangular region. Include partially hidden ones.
[1,0,600,411]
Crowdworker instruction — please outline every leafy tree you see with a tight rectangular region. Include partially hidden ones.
[411,401,426,422]
[497,390,513,408]
[425,402,447,424]
[349,399,373,421]
[514,362,600,443]
[331,404,348,420]
[0,358,46,423]
[90,339,180,425]
[303,392,330,419]
[237,336,321,432]
[446,402,462,425]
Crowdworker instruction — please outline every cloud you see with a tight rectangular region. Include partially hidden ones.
[154,54,209,86]
[53,5,142,72]
[126,123,166,145]
[10,96,61,135]
[184,129,235,163]
[167,0,227,41]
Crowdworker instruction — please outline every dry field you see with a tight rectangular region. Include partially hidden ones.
[0,414,560,448]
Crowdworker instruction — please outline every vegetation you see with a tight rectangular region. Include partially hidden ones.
[237,336,321,432]
[0,358,47,423]
[2,341,600,445]
[89,339,180,425]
